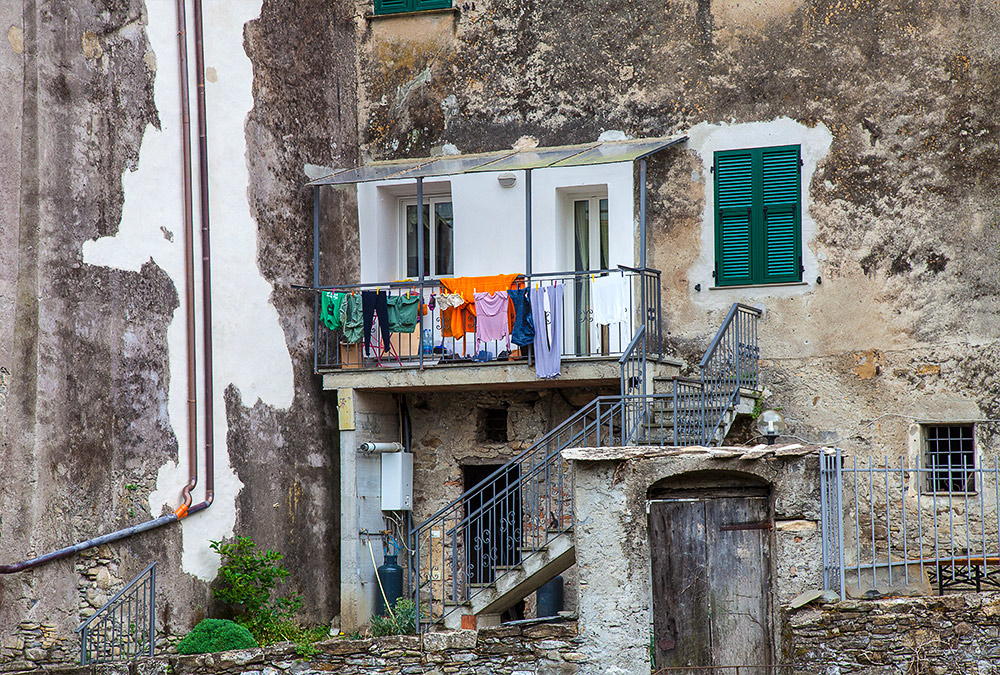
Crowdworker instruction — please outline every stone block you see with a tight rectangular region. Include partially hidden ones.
[422,630,477,651]
[133,658,169,675]
[522,623,577,639]
[216,647,264,667]
[374,635,421,652]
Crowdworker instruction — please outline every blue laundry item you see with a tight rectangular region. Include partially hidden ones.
[530,284,563,379]
[507,288,535,347]
[476,350,494,362]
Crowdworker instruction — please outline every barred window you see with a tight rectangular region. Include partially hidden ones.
[924,424,976,493]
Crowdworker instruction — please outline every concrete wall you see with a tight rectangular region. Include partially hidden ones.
[1,0,356,660]
[570,445,822,674]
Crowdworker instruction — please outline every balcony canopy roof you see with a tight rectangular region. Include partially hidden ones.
[306,135,687,186]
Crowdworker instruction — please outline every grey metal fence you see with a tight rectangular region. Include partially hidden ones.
[821,449,1000,598]
[76,562,156,664]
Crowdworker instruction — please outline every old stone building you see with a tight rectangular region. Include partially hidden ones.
[2,0,999,671]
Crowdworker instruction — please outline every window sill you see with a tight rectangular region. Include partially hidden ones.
[709,281,809,291]
[366,7,459,20]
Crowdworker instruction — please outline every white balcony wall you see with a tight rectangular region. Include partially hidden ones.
[356,161,636,283]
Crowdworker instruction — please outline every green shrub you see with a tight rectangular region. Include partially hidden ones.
[369,598,416,636]
[210,536,302,642]
[176,618,257,655]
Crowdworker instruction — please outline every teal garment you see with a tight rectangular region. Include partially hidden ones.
[341,293,364,343]
[320,291,345,331]
[387,294,421,333]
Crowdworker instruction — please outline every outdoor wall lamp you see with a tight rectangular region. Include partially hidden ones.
[497,172,517,188]
[757,409,786,445]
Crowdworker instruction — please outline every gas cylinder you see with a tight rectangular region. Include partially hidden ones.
[375,554,404,616]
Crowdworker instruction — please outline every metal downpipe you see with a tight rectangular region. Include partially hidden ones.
[1,0,212,573]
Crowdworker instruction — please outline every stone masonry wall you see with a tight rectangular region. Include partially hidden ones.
[4,622,583,675]
[787,593,1000,674]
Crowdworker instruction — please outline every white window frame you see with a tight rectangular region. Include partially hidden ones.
[398,196,454,279]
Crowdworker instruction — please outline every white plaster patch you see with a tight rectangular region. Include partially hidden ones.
[686,118,833,311]
[81,0,293,580]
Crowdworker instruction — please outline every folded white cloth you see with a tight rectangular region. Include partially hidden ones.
[591,275,630,325]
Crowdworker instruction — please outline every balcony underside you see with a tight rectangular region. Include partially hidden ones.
[320,355,683,392]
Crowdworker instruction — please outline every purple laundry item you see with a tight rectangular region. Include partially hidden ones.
[474,291,511,353]
[530,284,563,379]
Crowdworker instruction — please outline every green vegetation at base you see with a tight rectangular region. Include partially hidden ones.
[176,618,257,655]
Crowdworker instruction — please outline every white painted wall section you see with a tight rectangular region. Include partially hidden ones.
[81,0,294,580]
[686,118,833,310]
[355,161,636,282]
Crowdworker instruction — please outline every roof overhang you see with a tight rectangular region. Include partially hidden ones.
[307,134,688,187]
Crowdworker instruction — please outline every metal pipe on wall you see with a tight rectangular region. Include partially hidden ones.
[1,0,214,573]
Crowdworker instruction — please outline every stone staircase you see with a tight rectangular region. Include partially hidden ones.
[410,304,763,631]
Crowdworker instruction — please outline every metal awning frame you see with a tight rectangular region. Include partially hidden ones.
[309,135,687,374]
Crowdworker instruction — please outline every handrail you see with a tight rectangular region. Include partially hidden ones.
[75,561,157,634]
[412,394,622,533]
[75,562,156,664]
[618,326,646,367]
[699,303,762,369]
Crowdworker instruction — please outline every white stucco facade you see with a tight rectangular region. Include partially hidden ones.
[81,0,294,580]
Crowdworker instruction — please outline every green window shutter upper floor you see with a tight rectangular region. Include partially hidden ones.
[714,145,801,286]
[714,151,754,286]
[375,0,450,14]
[413,0,452,9]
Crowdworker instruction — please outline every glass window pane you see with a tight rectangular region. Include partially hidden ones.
[405,204,431,278]
[406,205,418,278]
[599,198,609,271]
[574,200,589,273]
[435,202,454,276]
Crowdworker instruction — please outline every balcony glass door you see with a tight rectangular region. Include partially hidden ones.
[572,197,609,355]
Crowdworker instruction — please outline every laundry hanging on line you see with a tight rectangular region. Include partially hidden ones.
[591,273,631,325]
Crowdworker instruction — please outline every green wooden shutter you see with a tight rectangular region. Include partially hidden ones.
[714,150,754,286]
[760,146,801,283]
[374,0,408,14]
[412,0,452,9]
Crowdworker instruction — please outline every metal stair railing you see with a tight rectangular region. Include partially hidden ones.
[673,303,762,446]
[408,303,761,631]
[619,326,647,444]
[75,561,156,664]
[410,393,677,631]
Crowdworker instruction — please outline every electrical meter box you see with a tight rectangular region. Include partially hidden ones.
[381,452,413,511]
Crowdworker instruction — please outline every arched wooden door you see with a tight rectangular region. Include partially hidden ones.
[649,487,772,672]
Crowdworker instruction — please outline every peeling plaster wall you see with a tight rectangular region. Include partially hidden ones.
[352,0,1000,462]
[1,0,355,662]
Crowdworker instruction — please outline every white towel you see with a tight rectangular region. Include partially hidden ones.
[591,275,630,325]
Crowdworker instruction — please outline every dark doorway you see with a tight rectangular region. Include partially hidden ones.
[463,464,521,585]
[649,488,772,672]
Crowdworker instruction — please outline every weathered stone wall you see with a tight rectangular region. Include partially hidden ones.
[349,0,1000,464]
[570,445,822,674]
[1,0,357,662]
[788,593,1000,674]
[4,622,583,675]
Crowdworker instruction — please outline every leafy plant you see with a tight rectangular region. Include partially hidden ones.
[210,537,302,641]
[369,598,416,636]
[176,618,257,655]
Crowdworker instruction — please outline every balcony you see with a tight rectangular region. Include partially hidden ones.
[312,267,678,392]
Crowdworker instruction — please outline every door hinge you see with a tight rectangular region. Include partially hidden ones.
[720,520,772,531]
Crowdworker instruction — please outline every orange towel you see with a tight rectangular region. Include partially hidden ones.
[438,274,521,339]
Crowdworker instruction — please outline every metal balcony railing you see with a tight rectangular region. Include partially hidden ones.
[75,562,156,664]
[312,267,661,373]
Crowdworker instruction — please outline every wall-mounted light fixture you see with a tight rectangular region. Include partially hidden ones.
[497,172,517,188]
[756,410,786,445]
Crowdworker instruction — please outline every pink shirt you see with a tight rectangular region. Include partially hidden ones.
[474,291,511,349]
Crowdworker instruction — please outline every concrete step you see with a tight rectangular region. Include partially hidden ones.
[443,532,576,630]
